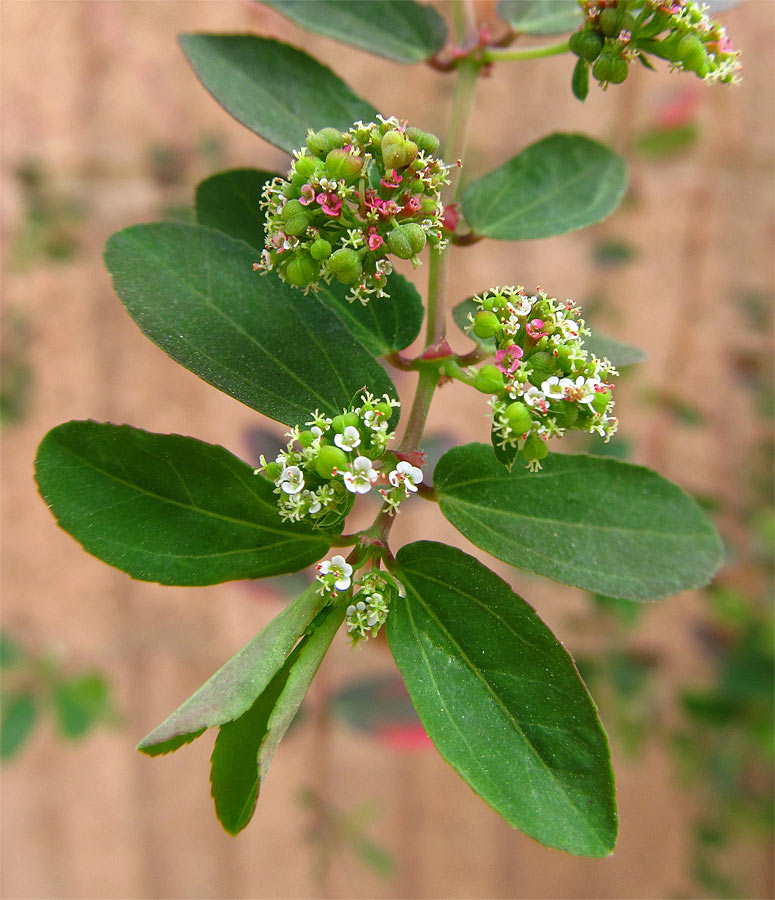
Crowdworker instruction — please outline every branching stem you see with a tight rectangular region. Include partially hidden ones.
[481,39,570,63]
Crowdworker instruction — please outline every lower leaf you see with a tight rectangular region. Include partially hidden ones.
[388,541,617,857]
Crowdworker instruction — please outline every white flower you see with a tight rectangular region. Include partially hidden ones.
[523,386,548,411]
[388,460,423,493]
[541,376,565,400]
[557,318,580,340]
[343,456,378,494]
[334,425,361,451]
[318,554,353,591]
[560,376,596,405]
[279,465,304,495]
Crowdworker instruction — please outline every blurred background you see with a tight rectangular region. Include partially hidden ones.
[1,1,772,897]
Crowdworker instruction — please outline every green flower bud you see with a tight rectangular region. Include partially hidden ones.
[381,130,419,169]
[325,148,364,182]
[306,127,344,159]
[387,223,426,259]
[593,51,629,84]
[504,401,532,434]
[310,238,332,261]
[316,444,349,478]
[263,461,283,481]
[569,29,604,62]
[572,58,590,102]
[473,311,501,339]
[298,430,316,447]
[327,248,363,285]
[474,364,505,394]
[592,388,612,414]
[522,434,549,463]
[676,33,709,76]
[285,254,320,287]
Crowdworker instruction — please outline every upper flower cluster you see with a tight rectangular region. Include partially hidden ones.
[255,116,450,305]
[256,391,424,527]
[570,0,741,90]
[468,287,619,471]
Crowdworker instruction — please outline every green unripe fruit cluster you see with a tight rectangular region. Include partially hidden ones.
[504,401,532,435]
[593,51,629,84]
[387,223,426,259]
[473,311,501,340]
[474,364,505,395]
[316,445,348,478]
[570,28,604,62]
[325,148,363,182]
[327,248,362,285]
[306,127,344,159]
[381,130,419,169]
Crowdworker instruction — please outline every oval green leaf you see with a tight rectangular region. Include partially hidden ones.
[259,0,447,64]
[103,223,397,426]
[463,134,628,241]
[496,0,581,35]
[35,421,332,586]
[388,541,617,856]
[434,444,724,600]
[179,34,377,153]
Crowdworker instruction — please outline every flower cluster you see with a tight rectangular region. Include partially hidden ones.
[344,570,401,644]
[255,116,450,305]
[256,392,424,526]
[570,0,741,95]
[468,286,619,471]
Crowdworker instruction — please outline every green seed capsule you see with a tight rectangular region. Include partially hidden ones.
[381,130,418,169]
[522,434,549,463]
[387,223,426,259]
[327,248,362,285]
[298,430,316,447]
[406,127,440,155]
[474,364,505,395]
[285,255,320,287]
[325,148,363,182]
[593,51,629,84]
[473,311,501,340]
[598,7,621,37]
[283,212,311,237]
[316,445,349,478]
[306,127,344,159]
[569,29,604,62]
[504,401,532,434]
[375,402,393,418]
[310,239,332,261]
[294,156,320,179]
[676,33,709,76]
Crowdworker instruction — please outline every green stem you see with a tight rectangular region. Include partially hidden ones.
[482,38,570,63]
[398,367,440,452]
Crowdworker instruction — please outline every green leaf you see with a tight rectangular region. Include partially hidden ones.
[463,134,628,241]
[195,168,276,250]
[0,693,38,759]
[210,599,345,834]
[138,583,328,755]
[260,0,447,64]
[434,444,723,601]
[53,674,112,739]
[35,421,332,587]
[179,34,377,153]
[104,223,397,425]
[497,0,582,35]
[388,541,617,856]
[452,297,645,368]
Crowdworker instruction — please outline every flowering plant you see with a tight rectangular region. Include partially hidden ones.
[33,0,735,858]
